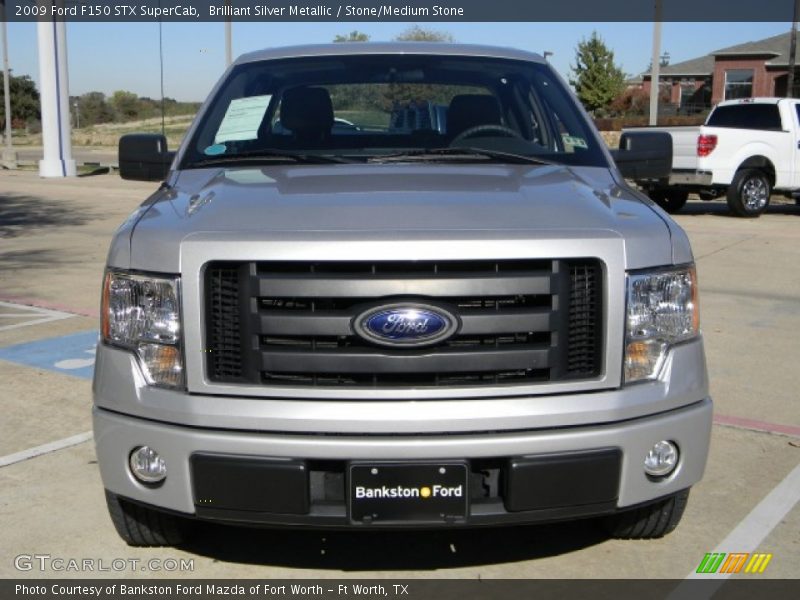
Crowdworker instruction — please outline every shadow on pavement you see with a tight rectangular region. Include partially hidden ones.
[182,519,610,571]
[79,167,112,177]
[678,199,800,217]
[0,192,96,239]
[0,248,71,271]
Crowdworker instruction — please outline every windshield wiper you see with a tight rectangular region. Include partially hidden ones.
[185,149,352,169]
[367,147,556,165]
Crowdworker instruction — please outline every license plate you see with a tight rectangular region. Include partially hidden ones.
[349,463,468,524]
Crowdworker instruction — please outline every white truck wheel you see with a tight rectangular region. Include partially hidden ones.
[727,169,771,218]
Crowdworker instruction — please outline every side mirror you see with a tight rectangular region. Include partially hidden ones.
[118,134,175,181]
[611,130,672,180]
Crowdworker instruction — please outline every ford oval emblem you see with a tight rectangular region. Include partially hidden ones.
[353,303,458,347]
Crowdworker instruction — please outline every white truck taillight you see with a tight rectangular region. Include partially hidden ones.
[697,134,717,157]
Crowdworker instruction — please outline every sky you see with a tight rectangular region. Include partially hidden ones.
[4,21,794,101]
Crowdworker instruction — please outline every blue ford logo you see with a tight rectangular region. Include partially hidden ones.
[354,303,458,347]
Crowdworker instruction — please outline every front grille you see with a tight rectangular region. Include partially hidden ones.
[205,259,603,389]
[207,267,243,380]
[567,262,603,376]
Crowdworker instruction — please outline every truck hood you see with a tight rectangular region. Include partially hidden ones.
[114,163,674,272]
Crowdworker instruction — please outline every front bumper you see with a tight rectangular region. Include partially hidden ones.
[93,398,712,528]
[93,338,709,434]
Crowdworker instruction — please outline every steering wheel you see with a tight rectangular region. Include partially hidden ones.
[451,124,523,144]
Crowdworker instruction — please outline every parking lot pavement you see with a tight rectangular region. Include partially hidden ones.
[0,172,798,579]
[14,146,118,167]
[675,199,800,431]
[0,170,157,315]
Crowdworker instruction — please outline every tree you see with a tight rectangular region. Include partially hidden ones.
[570,32,626,114]
[394,25,454,42]
[77,91,115,126]
[334,31,370,42]
[644,52,671,73]
[110,90,140,120]
[0,73,40,128]
[609,87,651,116]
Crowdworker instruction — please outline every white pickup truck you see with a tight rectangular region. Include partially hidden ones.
[627,97,800,217]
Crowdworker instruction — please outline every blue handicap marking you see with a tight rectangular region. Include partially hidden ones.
[0,330,99,380]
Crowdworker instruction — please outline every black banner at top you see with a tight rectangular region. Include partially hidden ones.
[2,0,797,22]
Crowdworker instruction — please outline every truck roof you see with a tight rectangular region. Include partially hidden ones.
[716,97,791,107]
[235,42,546,65]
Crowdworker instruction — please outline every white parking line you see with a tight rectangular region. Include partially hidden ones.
[0,431,93,468]
[668,461,800,598]
[0,301,74,333]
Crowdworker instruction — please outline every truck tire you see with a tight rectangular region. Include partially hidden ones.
[105,490,191,547]
[602,488,690,539]
[649,190,689,214]
[726,169,771,217]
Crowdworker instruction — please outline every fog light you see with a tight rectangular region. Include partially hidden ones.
[129,446,167,483]
[644,440,678,477]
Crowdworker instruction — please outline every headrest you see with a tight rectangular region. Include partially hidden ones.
[280,87,334,137]
[447,94,503,137]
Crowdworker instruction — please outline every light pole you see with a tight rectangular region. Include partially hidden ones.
[788,0,799,97]
[74,100,79,129]
[1,4,17,168]
[649,0,663,126]
[225,0,232,67]
[36,18,76,177]
[543,51,553,61]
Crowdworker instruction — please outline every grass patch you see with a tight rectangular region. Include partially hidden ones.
[14,114,196,148]
[337,110,390,129]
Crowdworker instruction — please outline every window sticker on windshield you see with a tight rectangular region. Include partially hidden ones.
[204,143,227,156]
[214,94,272,143]
[561,134,588,149]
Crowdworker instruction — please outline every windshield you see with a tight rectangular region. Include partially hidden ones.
[181,53,608,168]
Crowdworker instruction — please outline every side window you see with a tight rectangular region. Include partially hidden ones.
[529,80,591,154]
[708,105,782,130]
[270,99,287,135]
[523,90,550,148]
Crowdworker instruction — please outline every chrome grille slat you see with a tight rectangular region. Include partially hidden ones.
[253,273,552,298]
[254,307,553,337]
[261,346,552,374]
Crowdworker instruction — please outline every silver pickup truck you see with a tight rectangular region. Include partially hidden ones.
[95,43,710,546]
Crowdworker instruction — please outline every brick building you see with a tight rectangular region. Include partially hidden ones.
[639,31,799,111]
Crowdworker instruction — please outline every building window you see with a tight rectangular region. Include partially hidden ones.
[658,82,671,104]
[724,69,754,100]
[679,80,695,103]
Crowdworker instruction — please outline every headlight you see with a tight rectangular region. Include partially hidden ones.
[101,271,184,388]
[624,265,699,383]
